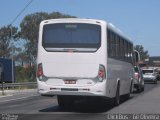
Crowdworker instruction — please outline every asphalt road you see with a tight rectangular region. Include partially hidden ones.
[0,82,159,120]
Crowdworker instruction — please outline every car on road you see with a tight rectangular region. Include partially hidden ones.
[157,71,160,81]
[133,66,144,92]
[142,68,157,84]
[155,69,160,81]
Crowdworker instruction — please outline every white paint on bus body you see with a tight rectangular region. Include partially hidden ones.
[37,18,134,99]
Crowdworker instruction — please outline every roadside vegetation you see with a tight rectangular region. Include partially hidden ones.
[0,11,149,82]
[0,12,75,82]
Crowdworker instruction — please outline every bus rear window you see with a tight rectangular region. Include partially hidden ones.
[42,23,101,52]
[142,70,154,74]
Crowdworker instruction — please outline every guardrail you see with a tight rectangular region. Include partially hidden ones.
[0,82,37,89]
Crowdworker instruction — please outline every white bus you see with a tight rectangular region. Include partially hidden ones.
[37,18,134,107]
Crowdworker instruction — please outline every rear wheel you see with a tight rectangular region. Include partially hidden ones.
[154,80,157,84]
[137,85,142,93]
[125,81,132,99]
[57,96,74,108]
[141,85,144,91]
[114,83,120,106]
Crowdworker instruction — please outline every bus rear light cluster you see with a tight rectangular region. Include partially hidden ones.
[38,65,43,78]
[134,73,140,81]
[37,63,48,81]
[98,64,106,82]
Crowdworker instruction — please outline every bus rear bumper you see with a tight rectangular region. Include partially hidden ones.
[37,80,109,97]
[39,91,105,97]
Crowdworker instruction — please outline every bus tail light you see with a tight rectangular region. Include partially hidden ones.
[98,64,106,82]
[134,73,140,80]
[37,63,43,78]
[37,63,48,81]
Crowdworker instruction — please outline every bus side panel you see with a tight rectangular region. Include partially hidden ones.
[107,58,133,98]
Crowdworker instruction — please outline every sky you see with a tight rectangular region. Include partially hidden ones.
[0,0,160,56]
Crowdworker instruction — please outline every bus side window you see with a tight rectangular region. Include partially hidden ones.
[107,29,111,57]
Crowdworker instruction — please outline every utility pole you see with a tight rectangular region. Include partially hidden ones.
[9,0,34,83]
[10,26,14,83]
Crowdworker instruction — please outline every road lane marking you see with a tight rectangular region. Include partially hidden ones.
[0,94,39,103]
[0,94,13,98]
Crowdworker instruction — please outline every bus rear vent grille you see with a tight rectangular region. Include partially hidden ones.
[61,88,78,91]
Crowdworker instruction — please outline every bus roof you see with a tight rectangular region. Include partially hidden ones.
[41,18,106,25]
[41,18,132,44]
[107,23,132,44]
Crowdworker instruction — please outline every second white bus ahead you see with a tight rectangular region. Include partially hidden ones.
[37,18,134,107]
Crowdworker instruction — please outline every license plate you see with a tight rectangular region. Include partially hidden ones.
[64,80,76,84]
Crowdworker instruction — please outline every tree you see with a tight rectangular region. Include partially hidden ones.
[0,25,18,58]
[20,12,76,66]
[134,45,149,60]
[19,12,49,66]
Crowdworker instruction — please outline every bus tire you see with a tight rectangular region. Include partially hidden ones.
[57,96,74,108]
[57,96,65,107]
[154,80,157,84]
[114,83,120,106]
[125,81,132,99]
[142,86,144,91]
[137,85,142,93]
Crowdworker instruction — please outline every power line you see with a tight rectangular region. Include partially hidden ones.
[10,0,34,25]
[9,0,34,83]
